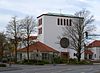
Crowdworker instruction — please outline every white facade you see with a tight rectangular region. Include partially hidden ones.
[37,13,84,59]
[88,47,100,60]
[17,51,57,62]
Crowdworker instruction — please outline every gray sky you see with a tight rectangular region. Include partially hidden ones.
[0,0,100,34]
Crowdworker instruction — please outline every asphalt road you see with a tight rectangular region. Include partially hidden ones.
[0,64,100,73]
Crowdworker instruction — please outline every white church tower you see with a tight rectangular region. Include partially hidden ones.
[37,13,84,59]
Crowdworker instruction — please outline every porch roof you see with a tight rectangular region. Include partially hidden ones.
[84,50,93,55]
[17,41,59,52]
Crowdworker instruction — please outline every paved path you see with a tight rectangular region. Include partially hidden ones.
[0,64,100,73]
[0,67,22,72]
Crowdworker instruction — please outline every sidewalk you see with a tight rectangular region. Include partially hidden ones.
[0,64,22,72]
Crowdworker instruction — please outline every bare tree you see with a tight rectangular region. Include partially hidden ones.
[63,9,94,62]
[20,16,36,61]
[0,32,6,61]
[4,39,15,63]
[6,17,22,62]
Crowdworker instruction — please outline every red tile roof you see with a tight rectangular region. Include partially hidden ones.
[87,40,100,48]
[84,50,93,55]
[18,41,58,52]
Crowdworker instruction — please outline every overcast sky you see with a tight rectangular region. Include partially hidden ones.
[0,0,100,34]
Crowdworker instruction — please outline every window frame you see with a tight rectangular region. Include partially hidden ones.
[38,27,42,34]
[38,18,42,26]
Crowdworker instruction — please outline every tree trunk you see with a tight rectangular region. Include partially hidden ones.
[15,41,17,63]
[77,52,81,62]
[27,34,30,62]
[14,20,17,63]
[77,47,81,62]
[27,44,29,62]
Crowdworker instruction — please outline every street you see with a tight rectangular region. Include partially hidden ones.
[0,64,100,73]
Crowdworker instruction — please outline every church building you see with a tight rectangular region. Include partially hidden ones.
[37,13,84,59]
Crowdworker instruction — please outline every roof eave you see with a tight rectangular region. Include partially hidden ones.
[37,13,84,19]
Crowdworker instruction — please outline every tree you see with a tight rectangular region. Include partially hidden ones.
[4,39,16,62]
[0,32,6,61]
[20,16,36,61]
[63,9,94,62]
[6,17,22,62]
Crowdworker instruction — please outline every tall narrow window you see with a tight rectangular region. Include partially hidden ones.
[38,28,42,34]
[57,18,60,25]
[38,18,42,26]
[64,19,66,25]
[69,19,72,26]
[95,54,96,58]
[67,19,68,26]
